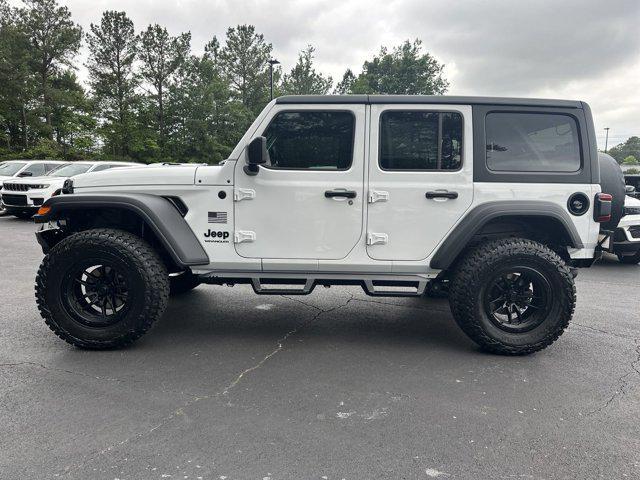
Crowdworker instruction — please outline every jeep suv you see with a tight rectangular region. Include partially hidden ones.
[2,161,140,219]
[32,95,612,355]
[0,160,67,217]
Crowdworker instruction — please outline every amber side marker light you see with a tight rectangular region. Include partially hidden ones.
[37,206,51,216]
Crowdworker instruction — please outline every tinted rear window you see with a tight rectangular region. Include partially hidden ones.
[379,111,463,170]
[486,112,581,172]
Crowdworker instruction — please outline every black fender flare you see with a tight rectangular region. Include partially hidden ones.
[35,193,209,267]
[430,200,585,270]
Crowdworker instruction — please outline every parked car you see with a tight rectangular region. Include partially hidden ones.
[0,160,67,216]
[596,154,640,264]
[1,161,140,219]
[604,195,640,264]
[625,174,640,199]
[33,95,611,355]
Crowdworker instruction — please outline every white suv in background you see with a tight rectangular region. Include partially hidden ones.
[0,160,67,216]
[1,161,140,219]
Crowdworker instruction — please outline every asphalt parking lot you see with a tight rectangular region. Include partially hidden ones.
[1,215,639,480]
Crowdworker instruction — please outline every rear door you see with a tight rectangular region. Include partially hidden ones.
[234,104,366,261]
[366,104,474,261]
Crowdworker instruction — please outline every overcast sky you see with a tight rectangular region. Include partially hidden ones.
[12,0,640,149]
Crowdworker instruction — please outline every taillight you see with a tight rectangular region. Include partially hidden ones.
[594,193,612,223]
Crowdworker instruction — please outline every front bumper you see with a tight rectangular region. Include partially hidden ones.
[35,226,67,254]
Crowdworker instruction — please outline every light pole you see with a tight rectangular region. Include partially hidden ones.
[604,127,610,153]
[268,59,280,100]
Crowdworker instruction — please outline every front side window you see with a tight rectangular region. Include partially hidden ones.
[486,112,581,172]
[379,111,463,170]
[23,163,46,176]
[263,111,355,170]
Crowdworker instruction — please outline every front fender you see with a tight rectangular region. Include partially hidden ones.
[35,193,209,267]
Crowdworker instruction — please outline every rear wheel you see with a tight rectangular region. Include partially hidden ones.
[35,228,169,349]
[449,238,575,355]
[617,251,640,264]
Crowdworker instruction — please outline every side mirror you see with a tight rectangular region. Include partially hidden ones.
[625,185,636,194]
[244,136,270,176]
[18,171,33,177]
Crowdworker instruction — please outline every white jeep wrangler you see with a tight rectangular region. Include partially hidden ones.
[33,95,613,355]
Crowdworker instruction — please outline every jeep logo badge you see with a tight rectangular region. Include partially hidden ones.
[204,230,229,239]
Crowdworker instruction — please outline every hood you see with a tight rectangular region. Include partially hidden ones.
[73,164,198,189]
[3,175,64,186]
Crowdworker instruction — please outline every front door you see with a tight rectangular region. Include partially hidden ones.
[234,105,366,261]
[366,104,474,261]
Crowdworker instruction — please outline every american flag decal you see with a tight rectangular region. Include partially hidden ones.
[208,211,227,224]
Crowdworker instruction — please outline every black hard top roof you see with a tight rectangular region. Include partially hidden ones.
[275,95,583,109]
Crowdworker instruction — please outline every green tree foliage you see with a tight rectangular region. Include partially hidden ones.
[334,69,356,94]
[0,1,34,150]
[18,0,82,137]
[609,137,640,164]
[0,4,453,165]
[86,11,138,159]
[138,24,190,160]
[218,25,274,115]
[341,39,449,95]
[623,155,638,165]
[281,46,332,95]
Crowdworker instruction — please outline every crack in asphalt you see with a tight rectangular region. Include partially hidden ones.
[572,322,637,340]
[56,292,355,477]
[586,338,640,417]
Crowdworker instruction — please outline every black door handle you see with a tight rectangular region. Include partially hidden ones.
[425,190,458,199]
[325,189,357,199]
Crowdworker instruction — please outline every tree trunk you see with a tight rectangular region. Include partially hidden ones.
[42,68,52,138]
[21,104,28,149]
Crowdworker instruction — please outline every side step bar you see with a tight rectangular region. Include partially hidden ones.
[199,273,430,297]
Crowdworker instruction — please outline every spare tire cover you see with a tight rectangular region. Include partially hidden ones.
[598,152,626,230]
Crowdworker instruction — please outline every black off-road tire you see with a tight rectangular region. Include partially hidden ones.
[35,228,169,349]
[617,252,640,264]
[169,271,201,295]
[448,238,575,355]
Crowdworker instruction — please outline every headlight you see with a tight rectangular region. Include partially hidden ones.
[624,206,640,216]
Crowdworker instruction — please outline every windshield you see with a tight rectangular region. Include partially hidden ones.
[0,162,27,176]
[47,164,93,177]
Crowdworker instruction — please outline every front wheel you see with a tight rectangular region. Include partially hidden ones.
[449,238,575,355]
[35,228,170,349]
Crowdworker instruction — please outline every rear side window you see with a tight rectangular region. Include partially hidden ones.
[263,111,355,170]
[379,111,463,170]
[91,164,113,172]
[486,112,581,172]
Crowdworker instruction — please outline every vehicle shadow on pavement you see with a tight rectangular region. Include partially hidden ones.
[147,286,475,354]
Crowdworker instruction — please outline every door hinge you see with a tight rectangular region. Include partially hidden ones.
[368,190,389,203]
[234,188,256,201]
[234,231,256,243]
[367,232,389,245]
